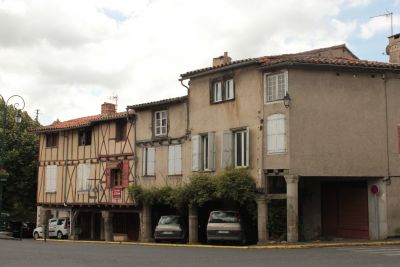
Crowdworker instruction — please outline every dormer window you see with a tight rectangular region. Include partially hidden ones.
[78,128,92,146]
[210,77,235,104]
[154,110,167,136]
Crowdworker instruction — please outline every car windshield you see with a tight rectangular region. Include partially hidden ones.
[158,216,180,225]
[209,211,239,223]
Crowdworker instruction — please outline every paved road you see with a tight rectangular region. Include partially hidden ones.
[0,239,399,267]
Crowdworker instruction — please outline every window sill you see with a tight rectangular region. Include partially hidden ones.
[78,144,91,147]
[45,191,56,194]
[265,100,284,105]
[211,98,235,105]
[168,174,182,177]
[267,151,287,155]
[142,175,156,179]
[77,190,90,193]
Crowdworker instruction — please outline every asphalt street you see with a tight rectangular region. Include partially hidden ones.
[0,239,399,267]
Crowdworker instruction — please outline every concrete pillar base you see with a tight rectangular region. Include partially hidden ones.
[257,196,268,244]
[188,205,198,244]
[140,204,152,242]
[285,175,299,243]
[102,211,113,242]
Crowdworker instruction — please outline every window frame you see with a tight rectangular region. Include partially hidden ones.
[45,132,59,148]
[264,71,288,103]
[111,168,123,187]
[115,120,127,142]
[78,128,92,146]
[154,110,168,137]
[234,129,249,168]
[210,76,235,104]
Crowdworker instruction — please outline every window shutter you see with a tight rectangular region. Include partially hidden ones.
[175,144,182,175]
[284,71,288,95]
[77,164,83,190]
[84,164,91,190]
[121,160,129,187]
[142,148,147,176]
[192,135,201,171]
[46,166,52,192]
[148,147,155,176]
[221,130,233,169]
[208,132,216,171]
[245,127,250,167]
[168,145,175,175]
[105,168,111,188]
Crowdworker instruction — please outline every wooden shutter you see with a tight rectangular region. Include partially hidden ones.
[84,164,91,190]
[245,127,250,167]
[148,147,155,176]
[208,132,216,171]
[221,130,233,169]
[121,160,129,187]
[77,164,83,190]
[175,144,182,175]
[192,135,201,171]
[142,148,147,176]
[168,145,175,175]
[105,168,111,188]
[277,115,285,152]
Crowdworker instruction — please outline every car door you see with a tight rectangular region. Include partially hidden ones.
[48,219,57,237]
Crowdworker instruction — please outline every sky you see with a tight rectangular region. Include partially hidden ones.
[0,0,399,125]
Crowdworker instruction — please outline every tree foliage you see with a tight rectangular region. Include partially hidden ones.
[0,101,40,221]
[128,169,256,210]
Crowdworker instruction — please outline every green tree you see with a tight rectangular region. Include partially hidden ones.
[0,101,40,221]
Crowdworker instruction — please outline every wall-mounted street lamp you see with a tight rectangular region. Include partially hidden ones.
[283,93,291,108]
[0,94,25,234]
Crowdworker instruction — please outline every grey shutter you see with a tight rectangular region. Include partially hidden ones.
[192,135,201,171]
[245,127,250,167]
[168,145,174,175]
[208,132,216,171]
[142,148,147,176]
[175,144,182,175]
[148,147,155,176]
[221,130,233,169]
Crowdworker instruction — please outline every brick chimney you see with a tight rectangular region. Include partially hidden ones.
[212,52,232,67]
[101,102,116,114]
[386,33,400,64]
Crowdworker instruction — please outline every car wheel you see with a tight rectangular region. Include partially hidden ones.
[57,231,63,239]
[34,232,39,239]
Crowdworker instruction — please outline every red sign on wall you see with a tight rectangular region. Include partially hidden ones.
[112,189,121,199]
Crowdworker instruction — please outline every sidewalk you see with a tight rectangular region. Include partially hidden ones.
[32,238,400,249]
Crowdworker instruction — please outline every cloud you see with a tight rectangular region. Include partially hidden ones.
[0,0,362,125]
[359,14,400,39]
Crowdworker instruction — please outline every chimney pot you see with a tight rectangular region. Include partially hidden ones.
[387,33,400,64]
[212,52,232,67]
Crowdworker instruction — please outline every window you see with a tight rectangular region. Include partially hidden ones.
[168,144,182,175]
[77,163,91,191]
[267,114,286,154]
[78,128,92,146]
[192,132,215,171]
[154,110,168,136]
[143,147,155,176]
[116,120,127,142]
[221,128,249,169]
[234,129,249,167]
[45,165,57,192]
[211,78,235,103]
[45,133,59,148]
[265,71,288,103]
[105,160,129,188]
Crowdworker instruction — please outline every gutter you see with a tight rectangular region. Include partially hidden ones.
[180,80,190,136]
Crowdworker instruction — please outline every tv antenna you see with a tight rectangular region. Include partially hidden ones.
[370,11,393,36]
[108,94,118,106]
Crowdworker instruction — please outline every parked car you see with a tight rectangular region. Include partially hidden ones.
[154,215,186,243]
[33,226,43,239]
[206,211,245,245]
[34,217,70,239]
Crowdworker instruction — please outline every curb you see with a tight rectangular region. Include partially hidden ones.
[34,238,400,250]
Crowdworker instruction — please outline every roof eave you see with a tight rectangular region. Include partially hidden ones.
[180,60,257,80]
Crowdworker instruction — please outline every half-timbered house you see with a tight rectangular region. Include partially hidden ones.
[33,102,138,241]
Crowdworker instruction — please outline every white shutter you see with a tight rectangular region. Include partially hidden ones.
[192,135,201,171]
[142,148,147,176]
[46,166,52,192]
[174,144,182,175]
[208,132,216,171]
[284,70,288,95]
[77,164,83,191]
[148,147,155,176]
[245,127,250,167]
[83,164,91,190]
[168,145,174,175]
[46,165,57,192]
[221,130,233,169]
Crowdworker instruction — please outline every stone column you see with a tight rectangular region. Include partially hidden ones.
[102,211,113,242]
[285,175,299,243]
[141,204,152,242]
[69,210,79,240]
[257,196,268,244]
[368,178,388,240]
[90,212,95,240]
[188,205,198,244]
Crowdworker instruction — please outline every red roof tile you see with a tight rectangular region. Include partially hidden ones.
[128,95,187,111]
[32,112,127,133]
[180,44,362,78]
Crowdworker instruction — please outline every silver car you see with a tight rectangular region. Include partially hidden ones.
[206,211,245,244]
[154,215,186,243]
